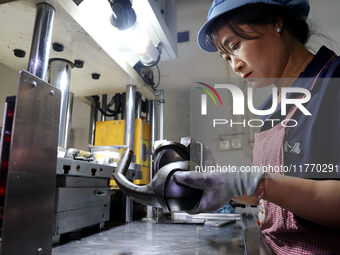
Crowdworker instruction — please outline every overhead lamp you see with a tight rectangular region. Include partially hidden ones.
[108,0,162,67]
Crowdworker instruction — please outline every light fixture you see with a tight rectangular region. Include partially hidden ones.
[108,0,162,67]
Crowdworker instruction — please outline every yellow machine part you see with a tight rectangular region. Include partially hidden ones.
[95,119,151,186]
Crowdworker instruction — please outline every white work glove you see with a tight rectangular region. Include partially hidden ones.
[173,169,264,214]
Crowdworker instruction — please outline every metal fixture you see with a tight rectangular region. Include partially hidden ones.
[49,58,74,148]
[112,142,202,212]
[27,3,55,81]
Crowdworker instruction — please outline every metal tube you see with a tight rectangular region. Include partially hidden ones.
[146,99,152,123]
[124,85,136,223]
[159,90,164,140]
[48,59,73,148]
[101,94,107,121]
[124,86,136,149]
[89,100,98,146]
[135,92,142,119]
[64,92,74,148]
[28,3,55,81]
[151,100,159,148]
[147,99,159,219]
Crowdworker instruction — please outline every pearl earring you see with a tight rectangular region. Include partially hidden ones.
[276,27,282,33]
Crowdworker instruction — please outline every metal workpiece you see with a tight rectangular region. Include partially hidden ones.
[112,149,202,212]
[27,2,55,80]
[179,137,216,167]
[1,71,60,255]
[49,58,74,148]
[113,149,164,208]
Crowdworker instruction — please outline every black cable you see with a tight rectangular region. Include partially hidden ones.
[106,94,122,115]
[92,96,116,117]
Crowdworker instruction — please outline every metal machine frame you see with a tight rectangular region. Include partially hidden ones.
[0,1,162,254]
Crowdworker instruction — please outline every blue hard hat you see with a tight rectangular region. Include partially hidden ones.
[198,0,310,52]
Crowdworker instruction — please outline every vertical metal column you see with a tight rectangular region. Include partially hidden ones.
[124,85,136,223]
[151,99,159,154]
[135,92,142,119]
[65,92,74,148]
[159,90,164,140]
[89,100,98,146]
[147,99,159,219]
[146,99,152,123]
[27,3,55,81]
[101,94,107,121]
[49,59,74,148]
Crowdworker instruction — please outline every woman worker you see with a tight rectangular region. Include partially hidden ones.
[174,0,340,253]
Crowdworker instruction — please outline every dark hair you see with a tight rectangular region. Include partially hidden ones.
[206,3,310,54]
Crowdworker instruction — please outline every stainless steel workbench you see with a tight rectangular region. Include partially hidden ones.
[52,215,273,255]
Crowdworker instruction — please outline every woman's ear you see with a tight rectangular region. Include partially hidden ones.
[273,17,284,31]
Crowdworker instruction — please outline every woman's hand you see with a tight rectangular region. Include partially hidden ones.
[173,169,264,214]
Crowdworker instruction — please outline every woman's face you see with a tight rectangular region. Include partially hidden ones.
[216,24,288,87]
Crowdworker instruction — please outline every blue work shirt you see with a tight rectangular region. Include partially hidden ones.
[259,46,340,179]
